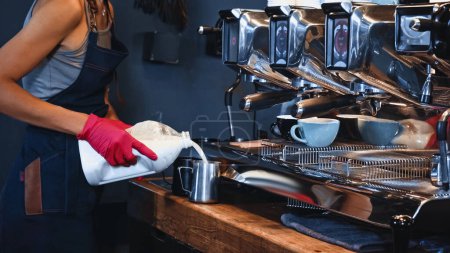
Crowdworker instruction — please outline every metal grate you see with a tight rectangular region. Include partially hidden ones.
[319,150,435,181]
[286,198,324,210]
[259,140,284,158]
[259,140,406,166]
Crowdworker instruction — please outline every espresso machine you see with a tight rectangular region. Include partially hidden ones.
[219,9,295,91]
[322,1,450,108]
[195,2,450,252]
[199,9,302,141]
[394,0,450,196]
[393,0,450,180]
[266,5,383,118]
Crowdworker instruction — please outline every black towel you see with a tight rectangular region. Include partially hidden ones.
[418,236,450,252]
[281,212,394,252]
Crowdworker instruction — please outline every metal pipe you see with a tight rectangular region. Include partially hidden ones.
[225,69,242,141]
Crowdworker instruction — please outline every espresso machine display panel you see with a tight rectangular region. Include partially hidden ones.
[395,5,433,53]
[222,20,240,65]
[270,18,289,67]
[326,15,350,70]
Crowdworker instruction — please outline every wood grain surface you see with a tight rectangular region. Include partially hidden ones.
[128,178,354,253]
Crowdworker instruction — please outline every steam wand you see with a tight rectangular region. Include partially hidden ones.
[225,69,242,141]
[420,65,434,104]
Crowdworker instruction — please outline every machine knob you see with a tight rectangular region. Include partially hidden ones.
[430,154,442,187]
[410,18,434,32]
[198,26,221,35]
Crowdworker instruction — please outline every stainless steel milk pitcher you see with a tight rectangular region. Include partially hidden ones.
[180,161,220,203]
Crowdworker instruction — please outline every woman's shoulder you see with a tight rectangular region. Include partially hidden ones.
[21,0,87,52]
[33,0,84,22]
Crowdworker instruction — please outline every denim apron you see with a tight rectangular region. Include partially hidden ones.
[0,28,128,252]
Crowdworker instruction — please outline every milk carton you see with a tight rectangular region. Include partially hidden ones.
[79,121,207,186]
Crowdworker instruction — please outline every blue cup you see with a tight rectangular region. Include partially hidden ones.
[290,118,340,147]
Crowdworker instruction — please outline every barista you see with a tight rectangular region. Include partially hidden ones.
[0,0,157,251]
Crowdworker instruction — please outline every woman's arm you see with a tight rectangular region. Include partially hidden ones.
[0,0,157,165]
[0,0,88,135]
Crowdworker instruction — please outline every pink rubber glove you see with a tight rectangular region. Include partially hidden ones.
[77,114,158,166]
[109,120,132,131]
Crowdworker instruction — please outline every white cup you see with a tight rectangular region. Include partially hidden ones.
[290,118,340,147]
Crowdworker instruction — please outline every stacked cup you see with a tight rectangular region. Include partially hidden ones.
[267,0,321,8]
[267,0,296,7]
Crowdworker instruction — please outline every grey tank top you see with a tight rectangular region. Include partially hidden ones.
[22,0,112,100]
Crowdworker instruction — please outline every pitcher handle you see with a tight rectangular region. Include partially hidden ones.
[178,166,193,194]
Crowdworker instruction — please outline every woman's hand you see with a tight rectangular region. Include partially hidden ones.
[77,114,158,166]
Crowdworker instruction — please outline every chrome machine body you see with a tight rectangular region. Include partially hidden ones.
[394,1,450,197]
[323,2,450,108]
[200,9,302,140]
[266,5,389,118]
[219,9,302,121]
[195,2,450,251]
[220,9,296,91]
[267,5,356,95]
[201,139,450,233]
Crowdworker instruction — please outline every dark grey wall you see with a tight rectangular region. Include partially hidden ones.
[0,0,281,187]
[110,0,272,137]
[0,0,33,185]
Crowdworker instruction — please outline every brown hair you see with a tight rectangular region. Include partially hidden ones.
[134,0,187,31]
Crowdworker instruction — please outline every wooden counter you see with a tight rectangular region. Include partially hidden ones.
[127,178,353,253]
